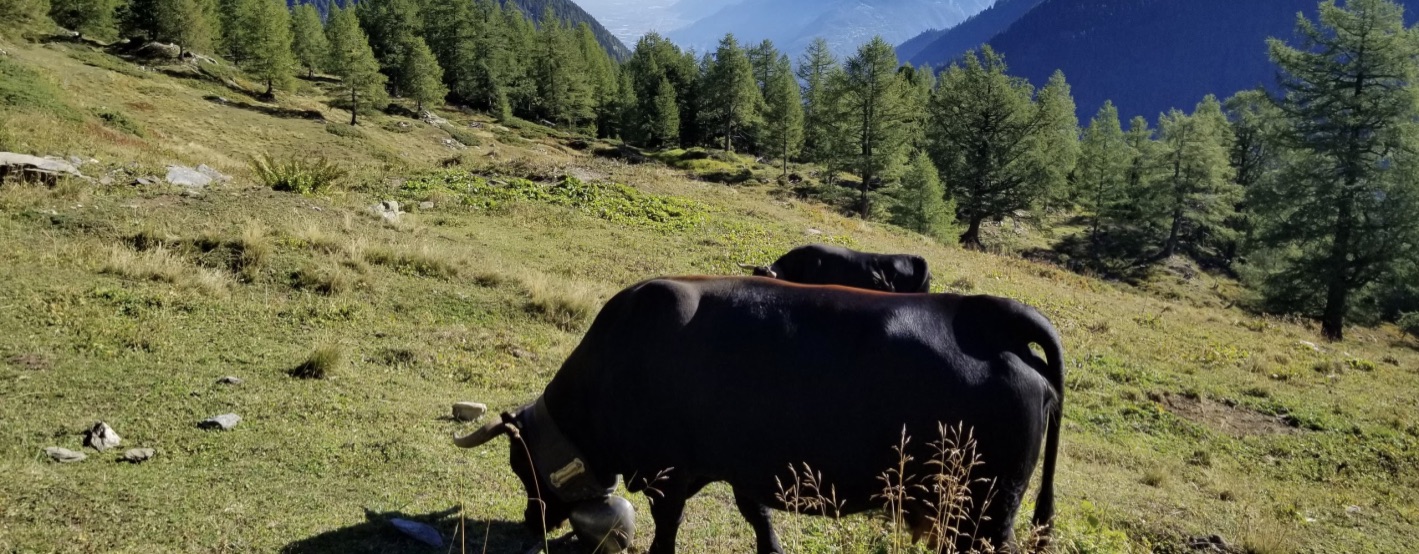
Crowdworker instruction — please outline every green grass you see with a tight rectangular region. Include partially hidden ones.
[0,37,1417,554]
[251,155,346,195]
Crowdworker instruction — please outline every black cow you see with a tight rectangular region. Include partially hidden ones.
[454,277,1063,554]
[741,244,932,293]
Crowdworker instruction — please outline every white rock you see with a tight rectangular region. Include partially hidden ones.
[83,422,122,452]
[120,448,155,463]
[45,447,86,463]
[198,413,241,430]
[165,165,212,188]
[452,402,487,422]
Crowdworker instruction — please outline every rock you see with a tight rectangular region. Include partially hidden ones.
[805,228,824,235]
[391,518,442,547]
[1346,505,1363,515]
[452,402,487,422]
[120,448,155,463]
[45,447,86,463]
[134,42,181,60]
[1299,340,1322,353]
[198,413,241,431]
[372,200,402,223]
[1185,534,1231,552]
[196,164,229,183]
[509,347,535,360]
[83,422,122,452]
[99,176,114,186]
[0,152,86,183]
[68,156,83,166]
[216,375,244,385]
[165,165,212,188]
[133,176,157,186]
[440,138,464,150]
[418,201,435,211]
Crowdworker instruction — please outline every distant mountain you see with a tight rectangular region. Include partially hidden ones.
[572,0,687,46]
[912,0,1419,122]
[668,0,993,60]
[898,0,1043,66]
[289,0,630,61]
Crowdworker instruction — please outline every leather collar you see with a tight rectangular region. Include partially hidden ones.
[525,396,615,504]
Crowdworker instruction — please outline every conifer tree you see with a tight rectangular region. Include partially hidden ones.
[530,10,593,127]
[576,23,619,137]
[928,46,1069,248]
[244,0,295,98]
[798,38,840,166]
[702,34,761,153]
[891,150,954,242]
[356,0,421,94]
[217,0,253,64]
[1257,0,1419,340]
[402,36,446,112]
[326,4,387,125]
[761,53,803,177]
[1117,116,1164,239]
[290,3,327,78]
[842,36,911,218]
[500,4,537,114]
[154,0,215,55]
[50,0,120,40]
[1035,70,1081,208]
[624,40,680,147]
[1076,101,1131,244]
[1153,96,1238,260]
[1221,89,1284,262]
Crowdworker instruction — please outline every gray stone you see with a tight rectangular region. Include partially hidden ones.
[198,413,241,431]
[372,200,402,223]
[216,376,243,385]
[99,176,114,186]
[83,422,121,452]
[420,111,449,126]
[0,152,86,182]
[452,402,487,422]
[134,42,181,60]
[68,156,83,166]
[418,201,435,211]
[45,447,86,463]
[196,164,229,183]
[120,448,155,463]
[390,518,442,547]
[165,165,212,188]
[133,176,157,186]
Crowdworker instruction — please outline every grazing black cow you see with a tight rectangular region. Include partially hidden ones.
[741,244,932,293]
[454,277,1063,554]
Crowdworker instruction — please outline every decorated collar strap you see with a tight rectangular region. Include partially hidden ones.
[526,396,615,504]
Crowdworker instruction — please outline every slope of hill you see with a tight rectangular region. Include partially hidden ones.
[668,0,992,59]
[2,33,1419,554]
[898,0,1043,66]
[565,0,685,45]
[927,0,1419,121]
[289,0,630,60]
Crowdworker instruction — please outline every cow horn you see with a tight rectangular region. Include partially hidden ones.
[453,418,508,448]
[736,263,759,272]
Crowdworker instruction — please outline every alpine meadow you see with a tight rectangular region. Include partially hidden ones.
[2,0,1419,553]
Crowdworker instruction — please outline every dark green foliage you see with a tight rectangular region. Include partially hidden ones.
[840,36,912,218]
[325,4,387,124]
[761,52,802,176]
[290,3,328,77]
[49,0,120,39]
[401,37,446,112]
[1253,0,1419,340]
[0,0,50,31]
[354,0,421,93]
[504,0,629,61]
[244,0,295,97]
[622,34,686,148]
[529,10,593,127]
[890,150,954,242]
[1152,96,1238,261]
[128,0,215,54]
[701,34,761,153]
[95,109,145,136]
[1076,101,1130,244]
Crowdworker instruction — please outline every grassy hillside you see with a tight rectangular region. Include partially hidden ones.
[2,37,1419,554]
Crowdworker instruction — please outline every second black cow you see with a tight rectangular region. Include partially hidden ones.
[741,244,932,293]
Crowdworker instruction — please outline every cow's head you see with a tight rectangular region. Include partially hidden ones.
[453,407,634,551]
[737,262,777,279]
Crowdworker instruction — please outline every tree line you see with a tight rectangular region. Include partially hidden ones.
[3,0,1416,339]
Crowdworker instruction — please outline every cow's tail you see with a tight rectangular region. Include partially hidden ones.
[1021,306,1063,534]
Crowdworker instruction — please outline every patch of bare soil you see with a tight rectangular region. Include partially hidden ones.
[1162,394,1296,436]
[5,353,51,371]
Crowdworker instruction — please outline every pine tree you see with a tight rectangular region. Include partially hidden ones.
[1076,101,1131,244]
[356,0,421,95]
[842,36,911,219]
[500,4,537,115]
[326,4,387,125]
[928,46,1069,249]
[575,23,619,137]
[244,0,295,98]
[50,0,120,40]
[798,38,840,167]
[1035,70,1081,209]
[402,36,446,113]
[217,0,253,64]
[702,34,761,153]
[1221,89,1284,263]
[1257,0,1419,340]
[420,0,477,94]
[761,53,803,177]
[1117,116,1165,240]
[290,3,327,78]
[1153,96,1239,261]
[155,0,215,55]
[530,10,594,127]
[891,150,954,241]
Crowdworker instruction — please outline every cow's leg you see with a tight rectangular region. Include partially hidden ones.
[733,486,783,554]
[645,477,706,554]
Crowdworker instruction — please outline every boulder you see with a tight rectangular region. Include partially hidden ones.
[165,165,213,188]
[198,413,241,431]
[134,42,182,60]
[83,422,122,452]
[120,448,156,463]
[45,447,86,463]
[0,152,86,184]
[452,402,487,422]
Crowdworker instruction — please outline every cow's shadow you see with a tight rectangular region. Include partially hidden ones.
[279,507,548,554]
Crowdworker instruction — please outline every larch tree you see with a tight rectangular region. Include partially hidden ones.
[1034,70,1081,209]
[927,46,1069,249]
[1152,96,1239,261]
[355,0,421,95]
[50,0,121,40]
[401,36,447,113]
[761,53,803,177]
[290,3,328,78]
[891,150,954,242]
[702,34,761,153]
[154,0,215,55]
[1076,101,1131,244]
[841,36,911,219]
[244,0,295,99]
[326,4,387,125]
[1258,0,1419,340]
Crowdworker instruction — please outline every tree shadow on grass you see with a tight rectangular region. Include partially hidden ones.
[201,95,325,121]
[279,507,544,554]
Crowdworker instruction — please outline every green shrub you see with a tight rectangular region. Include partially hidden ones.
[94,109,145,137]
[250,155,345,195]
[325,123,366,139]
[1400,312,1419,339]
